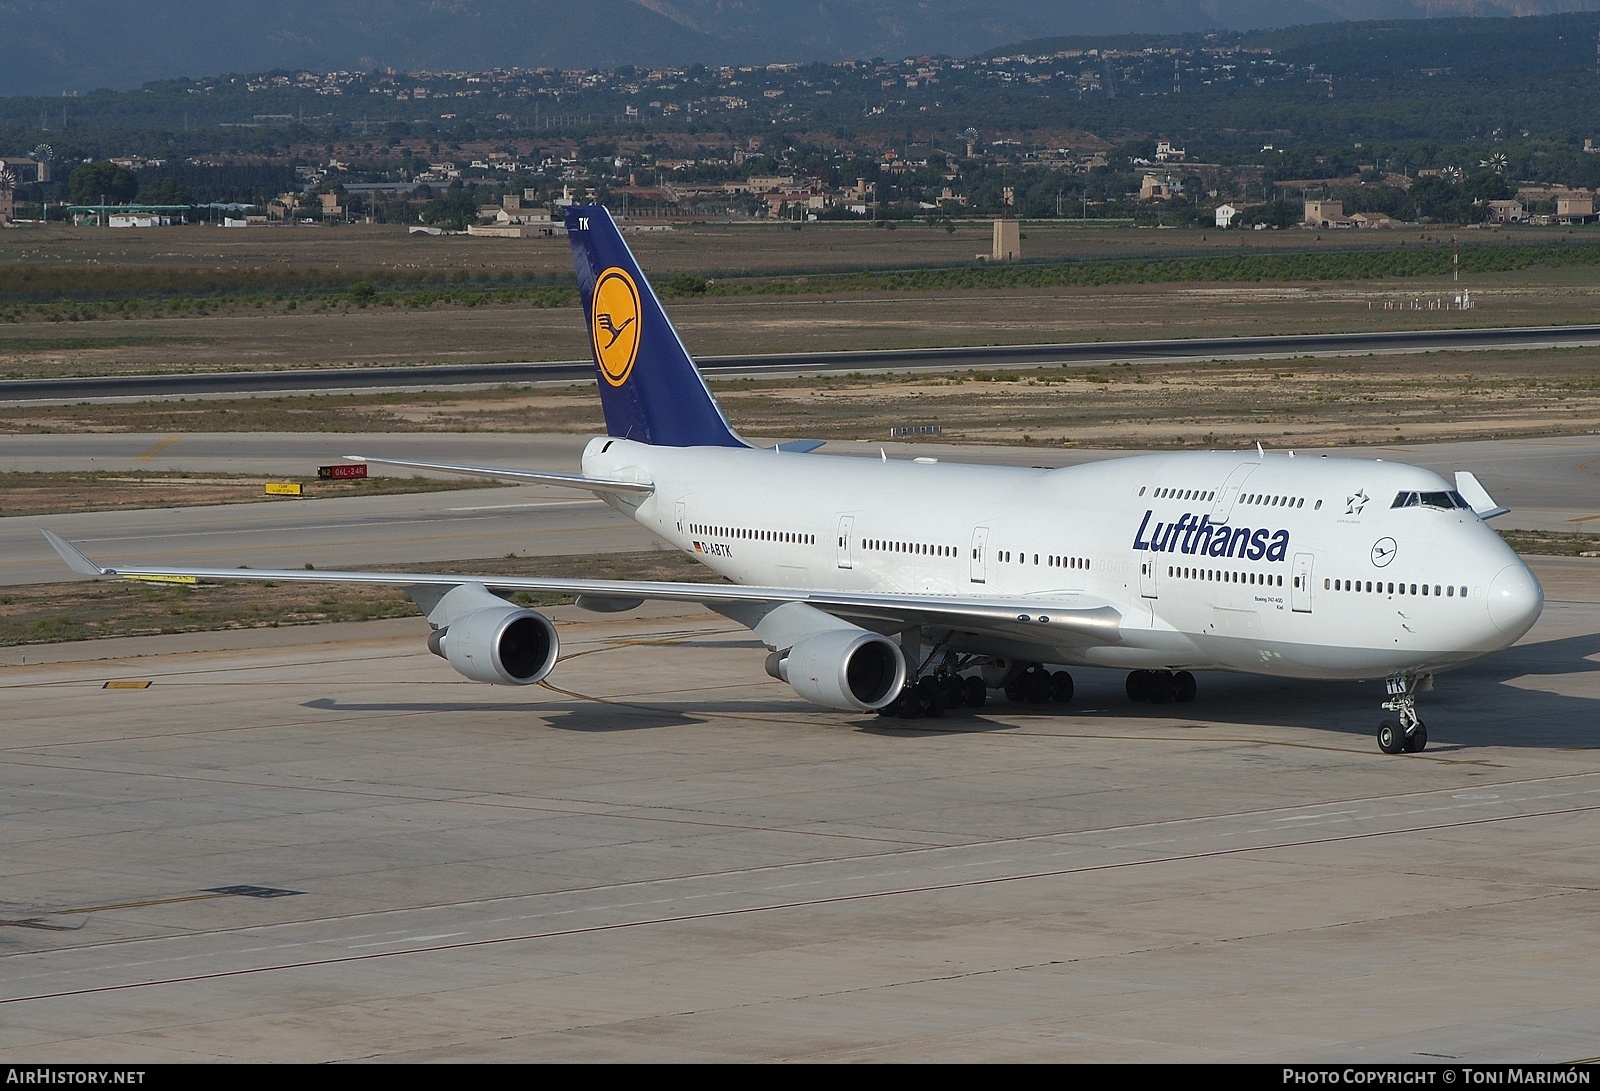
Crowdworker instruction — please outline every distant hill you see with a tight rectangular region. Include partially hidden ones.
[3,0,1600,95]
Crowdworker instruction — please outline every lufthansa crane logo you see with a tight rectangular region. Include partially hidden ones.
[591,267,642,388]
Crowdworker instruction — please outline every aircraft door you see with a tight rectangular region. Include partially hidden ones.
[1139,555,1159,599]
[1211,463,1259,522]
[836,515,854,570]
[674,501,685,534]
[1292,552,1315,613]
[970,526,989,584]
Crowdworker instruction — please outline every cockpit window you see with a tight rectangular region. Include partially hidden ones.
[1391,491,1470,511]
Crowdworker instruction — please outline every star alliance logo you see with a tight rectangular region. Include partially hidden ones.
[1346,489,1369,516]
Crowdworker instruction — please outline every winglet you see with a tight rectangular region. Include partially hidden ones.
[41,529,111,577]
[1454,471,1510,520]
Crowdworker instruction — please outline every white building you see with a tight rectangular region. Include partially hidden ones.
[1214,204,1238,228]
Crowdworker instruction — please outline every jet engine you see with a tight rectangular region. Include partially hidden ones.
[428,604,560,686]
[768,627,906,712]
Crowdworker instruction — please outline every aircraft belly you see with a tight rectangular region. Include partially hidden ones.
[1184,631,1488,678]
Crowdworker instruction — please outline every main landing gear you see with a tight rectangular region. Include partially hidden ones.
[1003,664,1075,705]
[1124,669,1197,705]
[878,672,989,719]
[1377,671,1432,755]
[876,662,1074,720]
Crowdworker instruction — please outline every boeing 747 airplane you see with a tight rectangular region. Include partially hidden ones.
[45,206,1544,754]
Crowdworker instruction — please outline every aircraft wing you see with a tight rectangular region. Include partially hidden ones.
[43,530,1122,650]
[346,454,654,496]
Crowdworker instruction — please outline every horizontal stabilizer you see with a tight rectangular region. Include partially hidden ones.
[346,455,654,495]
[1454,471,1510,520]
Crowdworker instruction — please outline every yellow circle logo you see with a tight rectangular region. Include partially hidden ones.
[591,267,641,388]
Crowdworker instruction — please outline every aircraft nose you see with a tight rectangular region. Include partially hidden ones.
[1488,563,1543,637]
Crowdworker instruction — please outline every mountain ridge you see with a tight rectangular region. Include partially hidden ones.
[2,1,1598,96]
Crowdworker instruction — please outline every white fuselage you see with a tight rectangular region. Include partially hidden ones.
[583,438,1544,680]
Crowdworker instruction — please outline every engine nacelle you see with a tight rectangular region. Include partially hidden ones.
[775,628,906,712]
[432,605,559,686]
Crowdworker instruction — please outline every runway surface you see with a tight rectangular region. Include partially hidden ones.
[1,430,1598,1060]
[3,562,1599,1061]
[1,431,1595,585]
[6,323,1600,402]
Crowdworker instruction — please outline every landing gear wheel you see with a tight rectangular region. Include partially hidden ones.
[916,677,945,719]
[1125,671,1149,702]
[1049,671,1074,703]
[1378,671,1433,756]
[1146,671,1175,705]
[895,687,924,719]
[1173,671,1197,704]
[1377,719,1406,755]
[1025,668,1053,704]
[963,675,987,708]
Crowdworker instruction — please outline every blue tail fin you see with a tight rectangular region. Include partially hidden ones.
[566,205,745,448]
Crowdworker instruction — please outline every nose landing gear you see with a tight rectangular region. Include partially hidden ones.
[1377,672,1432,754]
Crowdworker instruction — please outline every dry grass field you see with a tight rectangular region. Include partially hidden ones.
[0,221,1596,467]
[3,219,1600,378]
[2,277,1599,378]
[0,217,1534,278]
[0,343,1596,451]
